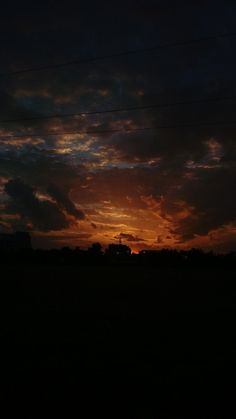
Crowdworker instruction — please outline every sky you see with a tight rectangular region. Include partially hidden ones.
[0,0,236,252]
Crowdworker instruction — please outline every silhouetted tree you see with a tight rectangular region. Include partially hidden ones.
[105,244,131,257]
[88,242,103,256]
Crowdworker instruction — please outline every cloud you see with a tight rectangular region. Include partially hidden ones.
[114,233,146,242]
[160,166,236,240]
[47,184,85,219]
[5,178,70,231]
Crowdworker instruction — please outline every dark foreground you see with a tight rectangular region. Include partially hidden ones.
[1,265,236,418]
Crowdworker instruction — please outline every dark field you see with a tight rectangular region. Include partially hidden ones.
[1,265,236,418]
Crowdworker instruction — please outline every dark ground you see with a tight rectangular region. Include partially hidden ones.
[0,265,236,418]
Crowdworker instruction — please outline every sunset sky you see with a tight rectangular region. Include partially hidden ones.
[1,0,236,251]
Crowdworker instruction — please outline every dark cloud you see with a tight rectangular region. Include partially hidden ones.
[160,166,236,240]
[47,184,85,219]
[0,147,74,180]
[5,178,69,231]
[115,233,146,242]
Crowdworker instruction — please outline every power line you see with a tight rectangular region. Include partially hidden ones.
[1,120,236,141]
[1,32,236,77]
[1,94,236,124]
